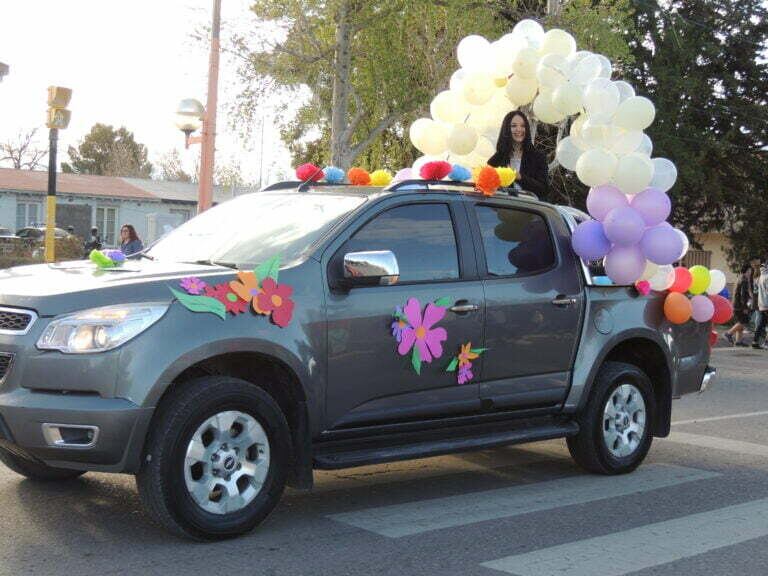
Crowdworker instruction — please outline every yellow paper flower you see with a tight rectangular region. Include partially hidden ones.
[496,167,517,187]
[370,169,393,186]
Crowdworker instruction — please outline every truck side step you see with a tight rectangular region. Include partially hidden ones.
[313,420,579,470]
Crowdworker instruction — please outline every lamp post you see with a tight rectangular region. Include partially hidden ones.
[175,0,221,214]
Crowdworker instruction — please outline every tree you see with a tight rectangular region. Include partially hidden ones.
[0,128,47,170]
[156,149,194,182]
[155,148,249,188]
[62,123,152,177]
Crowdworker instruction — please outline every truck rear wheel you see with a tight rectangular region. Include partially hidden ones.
[0,448,85,481]
[567,361,655,475]
[136,376,291,540]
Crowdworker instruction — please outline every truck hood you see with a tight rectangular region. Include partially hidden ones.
[0,259,234,316]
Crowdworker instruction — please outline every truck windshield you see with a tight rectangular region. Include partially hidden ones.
[146,192,365,269]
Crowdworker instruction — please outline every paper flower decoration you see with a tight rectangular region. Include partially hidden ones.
[103,249,126,264]
[635,280,651,295]
[396,297,448,374]
[419,160,452,180]
[296,163,324,181]
[348,167,371,185]
[89,249,125,269]
[180,276,208,295]
[475,165,502,196]
[496,167,517,187]
[323,166,345,184]
[391,306,408,342]
[370,169,393,186]
[446,342,487,384]
[449,164,472,181]
[205,283,248,315]
[256,277,295,328]
[230,271,266,314]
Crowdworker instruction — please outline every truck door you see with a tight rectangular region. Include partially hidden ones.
[323,196,486,430]
[466,199,584,411]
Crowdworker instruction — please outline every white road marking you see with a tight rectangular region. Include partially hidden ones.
[481,498,768,576]
[665,431,768,458]
[673,410,768,426]
[327,464,718,538]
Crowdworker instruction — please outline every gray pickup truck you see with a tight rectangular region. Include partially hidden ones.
[0,179,714,539]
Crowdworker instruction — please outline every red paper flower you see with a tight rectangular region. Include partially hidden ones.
[256,277,295,327]
[205,283,248,315]
[347,167,371,185]
[419,160,452,180]
[295,163,324,181]
[476,165,502,196]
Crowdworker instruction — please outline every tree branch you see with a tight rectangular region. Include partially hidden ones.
[348,111,400,160]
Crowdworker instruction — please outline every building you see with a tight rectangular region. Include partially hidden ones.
[0,168,255,247]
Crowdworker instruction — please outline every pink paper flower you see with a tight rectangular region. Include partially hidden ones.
[397,297,447,363]
[391,306,409,342]
[180,276,207,295]
[458,362,474,384]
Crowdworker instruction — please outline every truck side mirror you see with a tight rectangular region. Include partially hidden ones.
[341,250,400,288]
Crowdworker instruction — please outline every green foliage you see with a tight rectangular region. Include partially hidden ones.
[62,123,152,177]
[255,255,281,284]
[169,287,227,320]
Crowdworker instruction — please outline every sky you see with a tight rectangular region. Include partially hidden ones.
[0,0,293,186]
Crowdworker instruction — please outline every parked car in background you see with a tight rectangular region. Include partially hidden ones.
[0,228,14,238]
[16,227,70,241]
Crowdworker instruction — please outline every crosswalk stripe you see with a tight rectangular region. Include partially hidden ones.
[327,464,718,538]
[665,431,768,458]
[481,498,768,576]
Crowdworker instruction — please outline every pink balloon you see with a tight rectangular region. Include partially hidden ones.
[690,294,715,322]
[587,185,629,221]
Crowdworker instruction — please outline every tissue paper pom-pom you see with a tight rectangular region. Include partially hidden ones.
[476,165,502,196]
[296,163,324,181]
[496,167,517,187]
[449,164,472,181]
[370,169,393,186]
[347,167,371,185]
[323,166,345,183]
[419,160,452,180]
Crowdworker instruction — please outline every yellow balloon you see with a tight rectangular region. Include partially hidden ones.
[688,265,711,295]
[505,75,538,105]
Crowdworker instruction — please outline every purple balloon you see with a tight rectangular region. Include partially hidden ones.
[640,224,684,265]
[392,167,412,183]
[603,206,646,246]
[631,187,671,227]
[587,185,629,221]
[604,245,646,285]
[572,220,611,260]
[690,294,715,322]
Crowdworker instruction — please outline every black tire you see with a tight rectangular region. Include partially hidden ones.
[567,361,655,475]
[136,376,291,540]
[0,448,85,481]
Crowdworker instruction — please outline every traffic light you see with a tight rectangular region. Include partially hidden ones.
[44,86,72,262]
[46,86,72,129]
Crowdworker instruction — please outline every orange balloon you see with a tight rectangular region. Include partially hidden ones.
[664,292,692,324]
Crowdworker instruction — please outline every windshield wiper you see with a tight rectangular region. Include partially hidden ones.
[193,259,239,269]
[137,252,154,260]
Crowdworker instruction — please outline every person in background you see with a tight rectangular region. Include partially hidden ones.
[120,224,144,257]
[724,263,753,346]
[752,256,768,349]
[83,226,101,257]
[488,110,549,197]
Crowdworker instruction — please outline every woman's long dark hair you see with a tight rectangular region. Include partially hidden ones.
[121,224,139,243]
[494,110,535,165]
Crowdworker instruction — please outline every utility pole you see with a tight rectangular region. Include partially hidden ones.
[44,87,72,263]
[197,0,222,213]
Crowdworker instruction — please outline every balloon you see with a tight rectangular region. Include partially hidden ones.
[631,187,671,226]
[604,245,646,285]
[613,96,656,130]
[506,75,538,105]
[457,35,491,69]
[431,90,470,124]
[576,148,617,187]
[416,121,450,155]
[473,136,496,163]
[688,265,711,295]
[664,292,692,324]
[603,206,646,246]
[635,280,651,295]
[640,260,659,281]
[572,220,611,260]
[719,287,730,299]
[513,19,545,49]
[587,184,628,220]
[668,267,693,293]
[392,167,413,183]
[707,270,727,295]
[710,294,733,324]
[409,118,432,150]
[552,83,583,115]
[636,133,653,157]
[580,119,612,149]
[536,54,569,88]
[532,92,566,124]
[570,114,588,149]
[555,136,582,171]
[612,153,654,195]
[709,330,718,347]
[649,264,675,291]
[640,224,684,265]
[463,71,496,105]
[540,29,576,57]
[449,69,466,92]
[569,54,602,85]
[513,48,539,78]
[674,228,689,260]
[490,38,522,78]
[595,54,613,78]
[609,127,643,155]
[649,158,678,192]
[583,78,620,121]
[690,295,715,322]
[447,124,479,155]
[614,80,635,102]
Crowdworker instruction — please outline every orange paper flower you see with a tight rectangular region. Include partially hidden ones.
[347,167,371,185]
[476,165,501,196]
[229,271,267,314]
[457,342,480,367]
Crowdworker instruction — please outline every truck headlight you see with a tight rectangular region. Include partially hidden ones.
[37,303,168,354]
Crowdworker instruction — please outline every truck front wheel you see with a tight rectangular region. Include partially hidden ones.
[136,376,291,540]
[567,361,655,475]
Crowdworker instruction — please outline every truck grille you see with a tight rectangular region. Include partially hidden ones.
[0,308,35,334]
[0,353,12,382]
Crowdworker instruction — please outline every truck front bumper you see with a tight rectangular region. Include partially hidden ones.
[699,366,716,393]
[0,388,153,473]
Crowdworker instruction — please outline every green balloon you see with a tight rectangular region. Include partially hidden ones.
[688,265,711,295]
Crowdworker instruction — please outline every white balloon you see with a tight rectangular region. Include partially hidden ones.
[447,123,479,155]
[414,120,450,156]
[640,260,659,281]
[649,157,677,192]
[556,136,582,170]
[707,270,727,295]
[614,80,635,102]
[569,54,602,85]
[462,70,496,105]
[486,89,515,125]
[472,136,496,163]
[409,118,433,150]
[576,148,617,187]
[595,54,613,79]
[513,19,545,49]
[583,78,620,121]
[491,37,523,78]
[513,47,540,78]
[533,91,566,124]
[580,119,612,149]
[449,69,467,92]
[570,114,589,150]
[540,28,576,57]
[505,74,538,105]
[536,53,569,89]
[457,35,491,69]
[613,96,656,130]
[674,228,689,260]
[636,133,653,157]
[609,127,643,155]
[552,82,583,115]
[649,264,675,291]
[612,153,654,195]
[431,90,470,124]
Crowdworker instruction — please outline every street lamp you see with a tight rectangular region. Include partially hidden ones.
[175,98,205,148]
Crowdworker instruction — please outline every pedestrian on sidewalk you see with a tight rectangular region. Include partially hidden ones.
[751,256,768,349]
[725,263,753,346]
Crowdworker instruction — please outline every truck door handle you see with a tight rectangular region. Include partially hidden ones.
[551,295,577,307]
[449,301,479,314]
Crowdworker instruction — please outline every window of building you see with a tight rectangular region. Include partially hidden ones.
[475,205,556,277]
[170,208,192,223]
[682,249,712,268]
[96,206,118,246]
[15,201,41,230]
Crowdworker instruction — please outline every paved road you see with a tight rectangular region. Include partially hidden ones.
[1,347,767,576]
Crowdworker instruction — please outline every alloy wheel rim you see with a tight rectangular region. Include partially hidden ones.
[183,410,270,515]
[602,383,646,458]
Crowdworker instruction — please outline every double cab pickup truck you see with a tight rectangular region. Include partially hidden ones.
[0,179,714,539]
